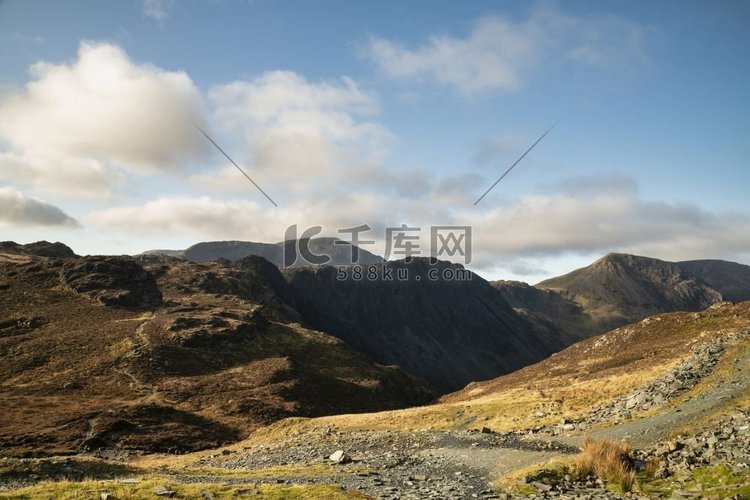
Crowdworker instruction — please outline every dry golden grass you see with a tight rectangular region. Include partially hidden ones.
[574,436,636,492]
[0,477,367,500]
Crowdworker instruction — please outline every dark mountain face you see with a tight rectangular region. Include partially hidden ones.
[676,259,750,302]
[283,258,569,393]
[184,240,280,263]
[181,238,384,267]
[535,253,727,332]
[491,280,596,343]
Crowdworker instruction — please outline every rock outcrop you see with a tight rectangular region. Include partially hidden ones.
[0,240,77,258]
[60,256,163,309]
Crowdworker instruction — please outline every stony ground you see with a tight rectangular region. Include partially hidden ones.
[183,429,576,499]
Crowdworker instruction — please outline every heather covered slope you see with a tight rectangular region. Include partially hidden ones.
[0,248,434,456]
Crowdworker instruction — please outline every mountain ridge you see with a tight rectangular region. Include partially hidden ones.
[143,238,384,267]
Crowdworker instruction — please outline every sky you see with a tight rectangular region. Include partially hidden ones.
[0,0,749,282]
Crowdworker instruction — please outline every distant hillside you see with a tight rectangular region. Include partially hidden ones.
[176,238,384,267]
[284,259,573,393]
[677,259,750,302]
[140,249,185,258]
[535,253,737,333]
[491,280,597,341]
[0,246,433,455]
[0,240,76,258]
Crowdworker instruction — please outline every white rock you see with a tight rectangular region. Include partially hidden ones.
[328,449,351,463]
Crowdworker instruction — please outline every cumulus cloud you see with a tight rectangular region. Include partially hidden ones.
[0,186,79,227]
[85,193,404,243]
[206,71,394,197]
[464,187,750,268]
[0,41,207,197]
[88,169,750,273]
[361,6,647,94]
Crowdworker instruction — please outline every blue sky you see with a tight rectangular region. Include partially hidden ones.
[1,0,749,281]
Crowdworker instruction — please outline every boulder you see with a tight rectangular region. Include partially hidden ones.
[329,450,351,463]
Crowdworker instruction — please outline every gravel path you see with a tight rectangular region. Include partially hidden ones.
[555,331,750,449]
[185,429,576,499]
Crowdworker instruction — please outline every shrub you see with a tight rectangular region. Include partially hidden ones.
[575,436,637,492]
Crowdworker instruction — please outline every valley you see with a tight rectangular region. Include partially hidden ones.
[1,241,749,499]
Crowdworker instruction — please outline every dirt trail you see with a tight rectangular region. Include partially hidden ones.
[114,313,162,404]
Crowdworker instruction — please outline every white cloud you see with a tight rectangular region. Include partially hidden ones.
[0,186,79,227]
[0,151,117,199]
[85,193,399,243]
[464,187,750,267]
[0,41,207,197]
[207,71,394,197]
[361,6,647,94]
[363,15,539,94]
[87,172,750,279]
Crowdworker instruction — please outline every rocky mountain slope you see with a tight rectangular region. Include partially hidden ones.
[284,259,574,393]
[527,253,749,334]
[491,280,597,342]
[0,244,433,456]
[677,258,750,302]
[145,238,384,267]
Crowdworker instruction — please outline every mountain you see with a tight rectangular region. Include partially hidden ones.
[283,259,572,393]
[490,280,597,341]
[676,259,750,302]
[0,240,77,259]
[535,253,725,332]
[0,245,434,455]
[140,249,185,258]
[177,238,384,267]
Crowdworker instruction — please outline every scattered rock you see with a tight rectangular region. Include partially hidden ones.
[153,486,176,497]
[329,450,351,464]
